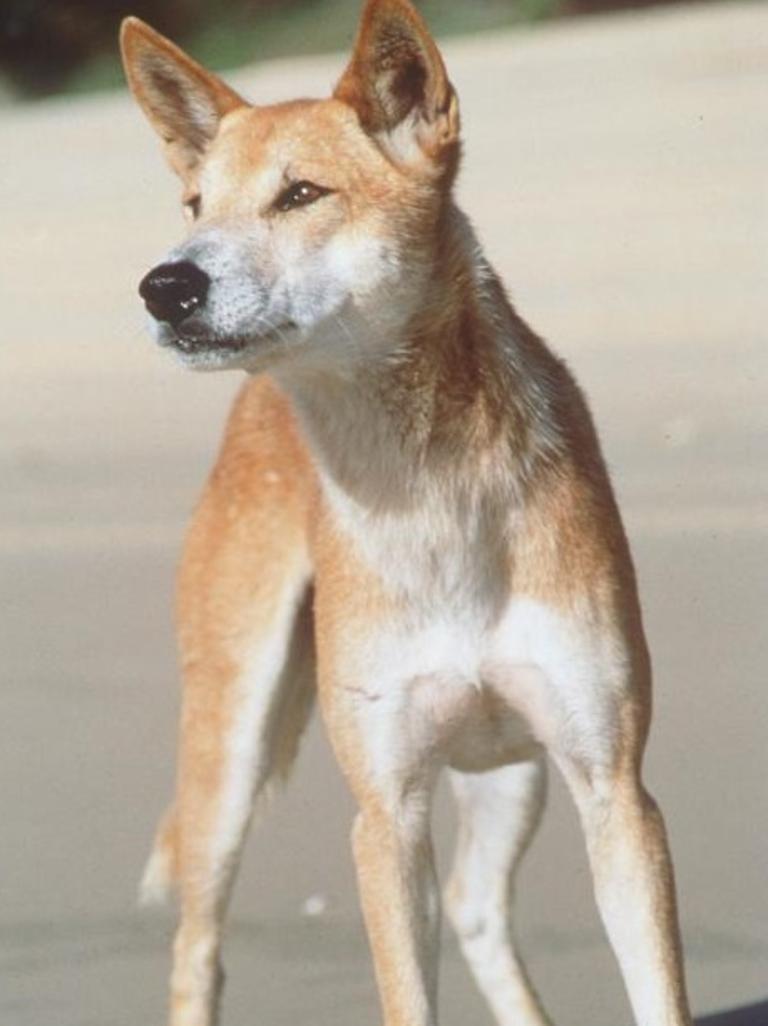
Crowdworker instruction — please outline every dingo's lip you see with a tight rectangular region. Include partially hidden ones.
[169,333,247,355]
[165,323,297,355]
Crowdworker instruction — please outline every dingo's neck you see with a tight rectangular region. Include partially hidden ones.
[279,206,568,517]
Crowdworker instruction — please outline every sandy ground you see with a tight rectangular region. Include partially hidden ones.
[1,2,766,1024]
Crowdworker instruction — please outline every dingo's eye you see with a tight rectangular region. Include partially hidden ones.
[183,195,201,220]
[275,180,331,213]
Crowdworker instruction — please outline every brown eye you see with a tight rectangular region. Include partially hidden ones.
[275,180,331,213]
[183,194,201,220]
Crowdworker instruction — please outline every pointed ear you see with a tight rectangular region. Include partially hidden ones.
[334,0,460,175]
[120,17,246,180]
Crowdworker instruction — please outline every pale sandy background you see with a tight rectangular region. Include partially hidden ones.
[1,3,766,1024]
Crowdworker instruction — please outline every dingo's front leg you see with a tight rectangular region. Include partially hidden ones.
[146,380,316,1026]
[492,599,692,1026]
[322,677,441,1026]
[168,556,312,1026]
[351,793,441,1026]
[313,570,442,1026]
[566,765,690,1026]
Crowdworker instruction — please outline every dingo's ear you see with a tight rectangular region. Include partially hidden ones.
[120,17,245,180]
[334,0,460,177]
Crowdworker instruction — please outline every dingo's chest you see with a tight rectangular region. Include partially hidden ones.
[327,611,547,776]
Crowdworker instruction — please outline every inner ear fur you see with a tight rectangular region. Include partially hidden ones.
[334,0,460,166]
[120,17,245,179]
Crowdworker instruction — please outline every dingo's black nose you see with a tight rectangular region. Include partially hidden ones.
[139,261,210,326]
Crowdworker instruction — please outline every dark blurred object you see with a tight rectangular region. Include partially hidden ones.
[0,0,291,97]
[0,0,706,101]
[566,0,710,11]
[696,1001,768,1026]
[0,0,195,95]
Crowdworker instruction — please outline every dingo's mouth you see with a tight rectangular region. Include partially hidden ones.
[164,323,298,360]
[170,334,248,355]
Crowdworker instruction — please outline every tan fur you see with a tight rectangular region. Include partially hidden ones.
[121,4,692,1025]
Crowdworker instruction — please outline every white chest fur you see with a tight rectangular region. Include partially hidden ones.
[337,613,541,780]
[319,468,512,614]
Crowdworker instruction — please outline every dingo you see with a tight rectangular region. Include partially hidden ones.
[120,3,692,1025]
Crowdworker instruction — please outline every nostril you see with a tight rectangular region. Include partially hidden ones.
[138,260,211,326]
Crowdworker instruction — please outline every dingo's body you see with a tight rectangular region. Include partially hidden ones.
[121,4,692,1025]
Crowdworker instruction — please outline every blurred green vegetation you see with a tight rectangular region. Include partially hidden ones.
[0,0,564,100]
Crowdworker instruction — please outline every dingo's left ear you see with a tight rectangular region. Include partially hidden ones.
[334,0,460,178]
[120,17,246,180]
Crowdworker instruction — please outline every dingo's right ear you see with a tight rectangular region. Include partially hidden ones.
[120,17,245,180]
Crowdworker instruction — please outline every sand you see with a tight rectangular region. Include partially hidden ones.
[1,2,766,1023]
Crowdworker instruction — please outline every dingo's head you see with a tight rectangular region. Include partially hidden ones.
[121,0,460,372]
